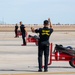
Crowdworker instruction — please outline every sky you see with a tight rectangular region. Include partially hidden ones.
[0,0,75,24]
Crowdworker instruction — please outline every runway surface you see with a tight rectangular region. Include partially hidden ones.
[0,32,75,75]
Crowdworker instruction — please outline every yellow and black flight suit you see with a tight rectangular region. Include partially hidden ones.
[35,27,53,72]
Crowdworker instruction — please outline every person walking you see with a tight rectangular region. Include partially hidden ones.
[31,18,53,72]
[20,21,26,46]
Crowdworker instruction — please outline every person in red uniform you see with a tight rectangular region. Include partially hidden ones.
[31,18,53,72]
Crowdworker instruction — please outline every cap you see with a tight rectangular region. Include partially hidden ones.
[44,20,49,25]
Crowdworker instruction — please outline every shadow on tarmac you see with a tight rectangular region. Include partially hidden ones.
[0,66,73,73]
[0,69,37,72]
[48,66,72,68]
[0,44,37,46]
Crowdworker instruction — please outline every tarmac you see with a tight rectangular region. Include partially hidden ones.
[0,31,75,75]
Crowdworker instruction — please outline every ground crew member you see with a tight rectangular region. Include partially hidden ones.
[31,18,53,72]
[20,21,26,46]
[15,24,18,38]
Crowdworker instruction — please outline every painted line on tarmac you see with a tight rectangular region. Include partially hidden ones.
[1,72,75,75]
